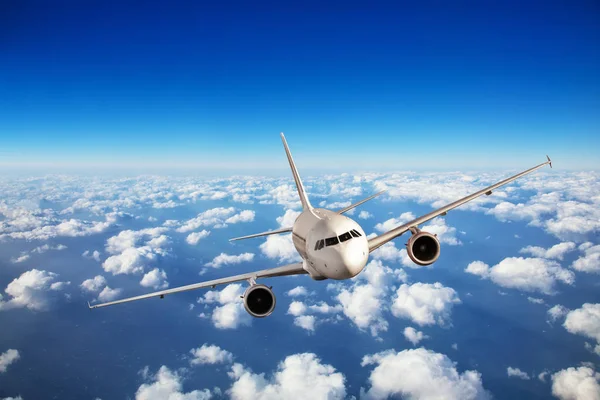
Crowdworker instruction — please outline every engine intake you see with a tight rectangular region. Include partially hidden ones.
[406,231,440,266]
[243,284,276,318]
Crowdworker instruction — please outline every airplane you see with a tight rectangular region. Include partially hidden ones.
[89,133,552,317]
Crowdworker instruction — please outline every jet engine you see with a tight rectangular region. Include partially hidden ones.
[243,284,276,318]
[406,231,440,266]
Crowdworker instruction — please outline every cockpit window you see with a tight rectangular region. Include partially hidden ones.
[339,232,352,242]
[350,229,362,237]
[317,239,325,250]
[325,236,339,246]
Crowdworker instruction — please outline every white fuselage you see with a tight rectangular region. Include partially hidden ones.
[291,208,369,280]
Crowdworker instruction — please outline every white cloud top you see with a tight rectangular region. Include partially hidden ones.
[361,348,490,400]
[391,282,461,326]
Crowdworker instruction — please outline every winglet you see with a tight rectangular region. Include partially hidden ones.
[87,301,92,310]
[546,155,552,168]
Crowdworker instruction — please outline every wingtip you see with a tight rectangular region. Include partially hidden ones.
[546,155,552,168]
[87,301,92,310]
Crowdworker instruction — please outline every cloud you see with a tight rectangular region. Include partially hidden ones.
[520,242,576,260]
[360,348,490,400]
[527,297,545,304]
[421,217,461,245]
[83,250,101,262]
[185,230,211,245]
[260,234,300,263]
[135,365,212,400]
[507,367,530,380]
[103,228,170,275]
[10,254,30,263]
[374,212,416,233]
[294,315,316,332]
[80,276,108,293]
[276,209,301,227]
[140,269,169,289]
[0,269,69,311]
[403,327,428,346]
[548,305,570,322]
[563,303,600,352]
[225,210,255,224]
[228,353,346,400]
[0,349,20,373]
[286,286,308,297]
[189,344,233,365]
[336,260,403,337]
[571,244,600,274]
[287,301,307,317]
[391,282,461,327]
[97,286,122,302]
[205,252,254,268]
[359,211,373,219]
[464,257,574,295]
[551,366,600,400]
[198,284,251,330]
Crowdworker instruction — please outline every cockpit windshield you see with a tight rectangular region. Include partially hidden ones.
[315,229,362,250]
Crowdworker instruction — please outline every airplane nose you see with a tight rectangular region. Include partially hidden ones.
[342,241,368,277]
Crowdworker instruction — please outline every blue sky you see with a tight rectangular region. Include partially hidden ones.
[1,1,599,171]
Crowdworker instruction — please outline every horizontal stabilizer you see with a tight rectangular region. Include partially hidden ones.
[337,190,386,214]
[229,226,292,242]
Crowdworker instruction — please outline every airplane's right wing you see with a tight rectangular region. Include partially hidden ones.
[368,156,552,252]
[88,262,307,309]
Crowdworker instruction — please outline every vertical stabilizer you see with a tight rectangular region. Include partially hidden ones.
[280,133,312,210]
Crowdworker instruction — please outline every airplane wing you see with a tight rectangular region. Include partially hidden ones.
[368,156,552,252]
[88,262,307,309]
[336,190,386,214]
[229,226,292,242]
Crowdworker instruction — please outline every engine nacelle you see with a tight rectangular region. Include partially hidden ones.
[406,231,441,266]
[243,284,276,318]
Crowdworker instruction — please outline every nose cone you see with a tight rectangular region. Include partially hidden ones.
[342,238,369,278]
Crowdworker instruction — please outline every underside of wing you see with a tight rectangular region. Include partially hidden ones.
[88,262,307,309]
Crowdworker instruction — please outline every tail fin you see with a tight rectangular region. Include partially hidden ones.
[280,133,312,210]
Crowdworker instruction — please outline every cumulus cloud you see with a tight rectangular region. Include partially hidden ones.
[563,303,600,353]
[228,353,346,400]
[403,327,428,346]
[198,284,251,330]
[421,217,461,245]
[464,257,574,295]
[361,348,490,400]
[185,230,211,245]
[205,252,254,268]
[286,286,308,297]
[83,250,101,262]
[103,228,170,275]
[507,367,530,380]
[571,244,600,274]
[359,211,373,219]
[140,268,169,289]
[135,365,212,400]
[0,349,20,373]
[336,260,404,337]
[294,315,316,332]
[225,210,255,224]
[391,282,461,327]
[190,344,233,365]
[0,269,69,311]
[97,286,122,302]
[548,305,570,323]
[287,301,307,317]
[80,276,107,293]
[374,212,416,233]
[519,242,576,260]
[551,366,600,400]
[276,209,301,227]
[260,233,299,263]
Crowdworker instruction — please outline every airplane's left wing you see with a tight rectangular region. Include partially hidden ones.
[368,156,552,252]
[88,262,307,309]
